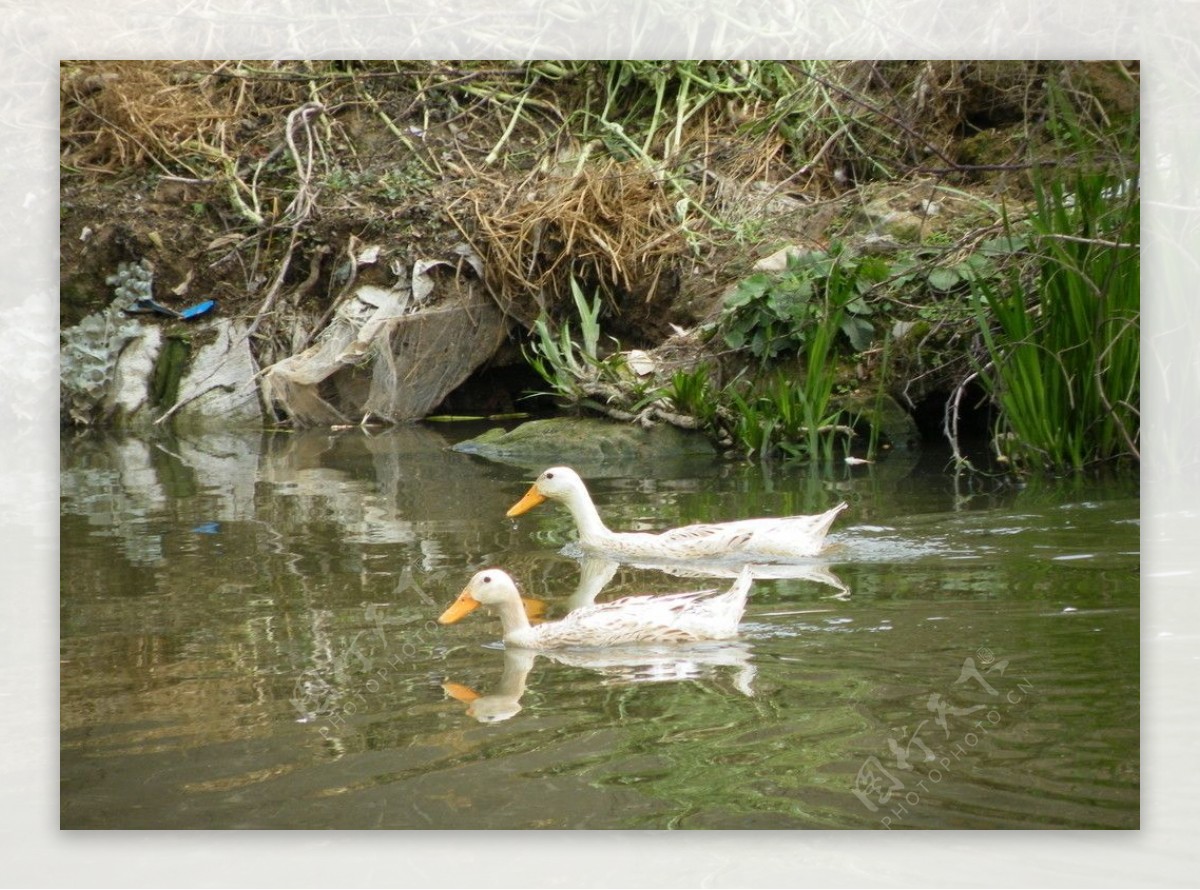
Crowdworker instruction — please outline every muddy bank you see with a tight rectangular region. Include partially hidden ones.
[60,61,1139,456]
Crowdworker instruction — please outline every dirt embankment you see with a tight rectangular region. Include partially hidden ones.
[59,60,1138,438]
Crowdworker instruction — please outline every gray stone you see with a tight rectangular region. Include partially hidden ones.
[105,324,162,428]
[174,319,263,431]
[840,392,921,451]
[452,416,715,469]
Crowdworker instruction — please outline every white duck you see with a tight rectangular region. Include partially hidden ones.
[438,566,753,649]
[506,466,847,562]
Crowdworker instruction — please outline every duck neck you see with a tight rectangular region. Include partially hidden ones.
[492,597,533,644]
[497,648,536,697]
[561,487,612,544]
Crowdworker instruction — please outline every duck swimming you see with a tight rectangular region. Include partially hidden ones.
[506,466,847,563]
[438,566,753,649]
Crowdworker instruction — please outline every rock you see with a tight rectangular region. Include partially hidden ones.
[261,275,504,426]
[360,294,505,421]
[839,392,922,451]
[62,289,264,431]
[173,318,263,431]
[879,211,926,242]
[754,244,802,272]
[104,324,162,428]
[60,300,146,427]
[452,416,715,469]
[858,196,927,244]
[857,233,903,256]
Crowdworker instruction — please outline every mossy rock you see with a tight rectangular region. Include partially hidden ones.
[452,416,715,468]
[840,392,922,451]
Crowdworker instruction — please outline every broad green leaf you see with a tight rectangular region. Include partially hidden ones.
[927,267,961,291]
[960,253,996,274]
[750,327,769,357]
[979,235,1028,256]
[768,281,813,319]
[726,274,772,307]
[844,295,873,315]
[841,315,875,351]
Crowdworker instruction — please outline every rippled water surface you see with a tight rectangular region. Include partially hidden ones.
[60,426,1139,829]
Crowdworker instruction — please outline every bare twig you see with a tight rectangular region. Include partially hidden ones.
[944,368,982,469]
[787,63,959,170]
[1037,232,1138,250]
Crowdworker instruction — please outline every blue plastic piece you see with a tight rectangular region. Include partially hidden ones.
[123,298,215,321]
[179,299,216,320]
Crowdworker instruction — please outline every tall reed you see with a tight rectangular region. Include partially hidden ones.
[969,171,1139,470]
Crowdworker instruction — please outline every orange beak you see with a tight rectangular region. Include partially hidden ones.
[442,681,481,703]
[438,590,481,624]
[506,484,546,517]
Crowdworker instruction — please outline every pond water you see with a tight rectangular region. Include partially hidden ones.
[60,424,1139,830]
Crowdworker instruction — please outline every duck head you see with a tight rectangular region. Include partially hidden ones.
[506,466,583,517]
[438,568,521,624]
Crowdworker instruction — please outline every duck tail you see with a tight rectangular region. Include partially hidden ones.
[820,502,849,534]
[727,564,755,622]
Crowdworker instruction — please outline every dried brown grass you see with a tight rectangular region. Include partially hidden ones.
[461,154,687,325]
[60,61,260,174]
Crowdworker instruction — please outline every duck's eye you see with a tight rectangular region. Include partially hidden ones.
[545,472,554,480]
[481,575,491,584]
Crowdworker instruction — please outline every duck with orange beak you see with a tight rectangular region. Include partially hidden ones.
[507,466,846,564]
[438,567,753,650]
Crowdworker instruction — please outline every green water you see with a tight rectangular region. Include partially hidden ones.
[59,425,1139,829]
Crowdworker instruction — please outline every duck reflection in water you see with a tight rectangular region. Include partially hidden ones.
[563,556,850,613]
[443,641,759,724]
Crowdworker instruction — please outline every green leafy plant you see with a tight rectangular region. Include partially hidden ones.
[723,369,856,463]
[720,247,877,363]
[719,288,857,463]
[795,297,846,460]
[665,365,720,430]
[707,246,875,461]
[523,277,633,408]
[925,252,1000,293]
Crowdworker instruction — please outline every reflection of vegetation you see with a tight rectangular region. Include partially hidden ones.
[540,664,877,828]
[61,426,1140,828]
